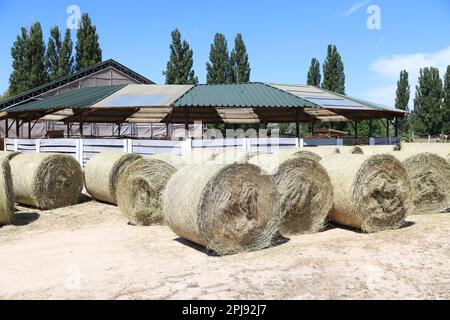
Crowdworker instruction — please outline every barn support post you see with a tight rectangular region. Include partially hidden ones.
[311,123,315,136]
[369,119,373,138]
[5,119,8,138]
[118,124,121,136]
[386,118,390,138]
[354,121,358,139]
[295,110,301,138]
[15,118,20,138]
[79,115,84,137]
[28,121,31,139]
[394,117,399,137]
[67,122,70,138]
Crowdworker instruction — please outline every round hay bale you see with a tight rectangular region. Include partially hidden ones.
[0,151,20,161]
[163,163,281,255]
[0,158,14,225]
[415,144,450,162]
[359,145,397,155]
[84,152,142,204]
[277,148,322,162]
[10,153,83,209]
[181,148,220,164]
[338,146,363,154]
[319,154,413,232]
[388,152,450,214]
[117,158,176,226]
[249,153,333,234]
[211,149,267,165]
[146,153,186,169]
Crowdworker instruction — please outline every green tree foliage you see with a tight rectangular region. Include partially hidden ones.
[411,67,443,135]
[58,29,74,77]
[9,27,30,96]
[206,33,231,84]
[395,70,410,134]
[441,66,450,133]
[322,44,345,94]
[307,58,321,87]
[230,33,250,83]
[46,26,62,80]
[28,22,48,88]
[75,13,102,71]
[164,29,198,84]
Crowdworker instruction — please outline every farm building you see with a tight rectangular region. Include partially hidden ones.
[0,59,407,160]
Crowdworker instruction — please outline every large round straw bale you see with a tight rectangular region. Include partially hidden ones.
[359,145,397,155]
[388,151,450,214]
[338,146,363,154]
[415,144,450,162]
[249,153,333,234]
[146,153,186,169]
[163,163,281,255]
[10,153,83,209]
[319,154,413,232]
[0,151,20,161]
[84,152,142,204]
[0,158,14,225]
[117,158,176,226]
[181,148,220,164]
[283,147,339,158]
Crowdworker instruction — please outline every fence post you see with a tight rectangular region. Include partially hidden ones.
[13,139,18,152]
[181,139,192,155]
[295,138,299,148]
[35,139,41,153]
[242,138,248,151]
[76,139,84,166]
[337,138,344,146]
[369,137,375,145]
[299,138,304,148]
[128,139,133,153]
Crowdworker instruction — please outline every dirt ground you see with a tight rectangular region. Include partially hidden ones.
[0,200,449,300]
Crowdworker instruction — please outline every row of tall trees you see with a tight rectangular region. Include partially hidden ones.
[399,66,450,136]
[164,30,250,85]
[8,13,101,96]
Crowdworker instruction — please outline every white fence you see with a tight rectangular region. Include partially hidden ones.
[4,137,397,167]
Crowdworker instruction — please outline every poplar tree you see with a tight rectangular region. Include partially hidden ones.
[230,33,250,83]
[28,22,48,88]
[58,29,74,77]
[206,33,231,84]
[441,66,450,133]
[46,26,62,80]
[9,27,30,95]
[322,44,345,94]
[307,58,321,87]
[75,13,102,71]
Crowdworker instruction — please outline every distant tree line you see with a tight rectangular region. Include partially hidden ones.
[7,13,102,97]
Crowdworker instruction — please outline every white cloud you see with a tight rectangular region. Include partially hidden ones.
[358,46,450,107]
[345,0,371,16]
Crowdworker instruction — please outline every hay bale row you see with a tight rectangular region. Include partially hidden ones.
[319,154,413,232]
[163,163,281,255]
[249,153,333,234]
[117,158,176,226]
[0,157,14,225]
[84,152,142,204]
[10,153,84,210]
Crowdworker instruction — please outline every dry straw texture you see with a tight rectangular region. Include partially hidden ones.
[399,142,431,152]
[84,152,142,204]
[211,149,266,165]
[146,153,186,169]
[249,153,333,234]
[338,146,363,154]
[10,153,83,209]
[389,151,450,214]
[117,158,176,225]
[280,147,339,158]
[277,149,322,162]
[320,154,413,232]
[181,148,219,164]
[0,151,20,161]
[0,158,14,225]
[415,144,450,162]
[163,163,281,255]
[359,145,397,155]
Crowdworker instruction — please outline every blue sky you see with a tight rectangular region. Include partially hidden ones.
[0,0,449,107]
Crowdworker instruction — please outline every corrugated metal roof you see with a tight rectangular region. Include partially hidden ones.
[173,83,317,108]
[91,84,194,108]
[4,85,126,113]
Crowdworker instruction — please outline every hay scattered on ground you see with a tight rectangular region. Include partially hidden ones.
[249,153,333,234]
[10,153,83,209]
[359,145,398,155]
[211,149,266,165]
[399,142,431,152]
[146,153,186,169]
[163,163,281,255]
[320,154,413,232]
[117,158,177,226]
[338,146,363,154]
[181,149,220,164]
[0,158,14,225]
[84,152,142,205]
[389,151,450,214]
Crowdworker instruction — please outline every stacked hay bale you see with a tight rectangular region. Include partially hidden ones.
[0,156,14,225]
[163,163,281,255]
[338,146,363,154]
[388,152,450,214]
[10,153,83,209]
[84,152,142,205]
[117,158,177,225]
[249,152,333,234]
[146,153,186,169]
[320,154,413,232]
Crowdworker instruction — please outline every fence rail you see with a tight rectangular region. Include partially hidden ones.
[4,137,398,167]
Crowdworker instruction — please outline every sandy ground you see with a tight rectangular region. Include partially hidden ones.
[0,200,449,300]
